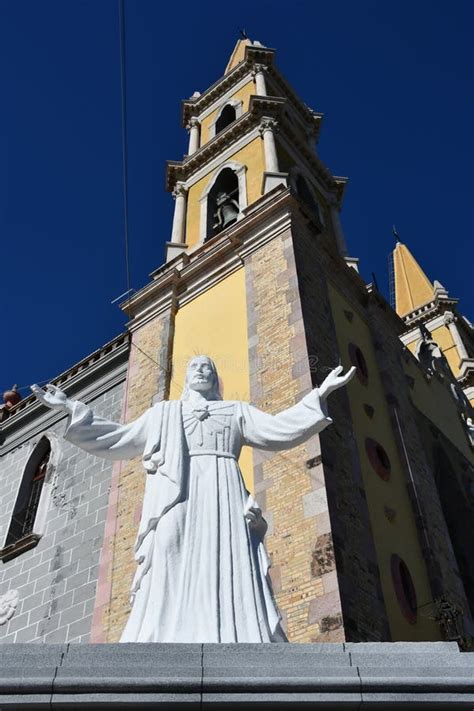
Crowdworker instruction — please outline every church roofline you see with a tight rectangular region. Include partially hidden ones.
[0,332,130,450]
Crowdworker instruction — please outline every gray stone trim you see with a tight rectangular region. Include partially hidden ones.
[0,642,472,708]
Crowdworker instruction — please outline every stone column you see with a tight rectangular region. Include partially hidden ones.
[443,311,469,362]
[259,118,288,195]
[260,118,280,173]
[166,182,188,262]
[252,64,267,96]
[187,117,200,156]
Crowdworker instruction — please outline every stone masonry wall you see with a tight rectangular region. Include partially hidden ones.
[0,381,124,644]
[365,297,474,635]
[292,220,390,642]
[245,226,346,642]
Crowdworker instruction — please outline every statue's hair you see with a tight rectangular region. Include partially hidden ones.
[180,355,222,401]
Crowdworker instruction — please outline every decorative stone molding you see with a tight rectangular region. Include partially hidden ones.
[181,44,276,127]
[0,589,19,625]
[169,95,339,202]
[258,117,279,136]
[172,182,187,200]
[186,117,200,130]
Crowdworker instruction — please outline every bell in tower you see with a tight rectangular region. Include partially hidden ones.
[213,190,240,233]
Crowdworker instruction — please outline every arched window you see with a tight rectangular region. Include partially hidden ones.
[391,554,418,624]
[205,168,239,241]
[199,162,247,244]
[209,100,243,139]
[1,435,58,562]
[215,104,236,135]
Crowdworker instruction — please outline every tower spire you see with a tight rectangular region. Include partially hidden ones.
[392,240,434,317]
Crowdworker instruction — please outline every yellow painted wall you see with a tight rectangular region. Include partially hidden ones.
[185,137,265,249]
[328,283,441,641]
[169,268,254,492]
[200,80,255,146]
[224,39,249,75]
[403,356,472,460]
[407,325,460,377]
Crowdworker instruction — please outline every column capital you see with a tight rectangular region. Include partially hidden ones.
[259,117,279,136]
[443,310,456,326]
[172,182,187,199]
[252,63,268,77]
[186,116,200,132]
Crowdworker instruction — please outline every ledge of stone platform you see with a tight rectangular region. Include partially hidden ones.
[0,642,473,709]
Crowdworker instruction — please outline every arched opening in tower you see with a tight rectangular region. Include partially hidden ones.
[215,104,237,135]
[206,168,240,241]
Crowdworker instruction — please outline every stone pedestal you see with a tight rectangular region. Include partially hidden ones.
[165,241,188,263]
[0,642,472,708]
[262,171,288,194]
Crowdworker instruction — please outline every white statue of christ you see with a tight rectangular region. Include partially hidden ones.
[32,356,354,643]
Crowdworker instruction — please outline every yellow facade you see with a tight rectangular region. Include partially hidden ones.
[185,137,265,249]
[200,79,255,145]
[169,268,254,492]
[224,38,250,75]
[328,282,441,641]
[403,355,472,460]
[407,325,461,377]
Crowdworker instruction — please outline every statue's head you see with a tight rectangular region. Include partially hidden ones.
[181,355,222,400]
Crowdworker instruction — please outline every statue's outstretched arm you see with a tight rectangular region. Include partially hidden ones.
[240,365,355,451]
[31,383,150,462]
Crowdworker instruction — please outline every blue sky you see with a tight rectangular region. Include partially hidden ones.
[1,0,472,396]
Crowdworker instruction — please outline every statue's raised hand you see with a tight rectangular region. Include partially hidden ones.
[318,365,356,401]
[31,383,73,413]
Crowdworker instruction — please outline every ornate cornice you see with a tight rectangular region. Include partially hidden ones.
[0,333,130,450]
[121,187,367,337]
[167,96,285,191]
[181,45,276,127]
[168,95,342,199]
[266,65,323,132]
[401,295,459,329]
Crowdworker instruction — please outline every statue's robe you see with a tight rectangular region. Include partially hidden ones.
[65,393,331,643]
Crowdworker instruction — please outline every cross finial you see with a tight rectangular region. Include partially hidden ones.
[392,225,400,243]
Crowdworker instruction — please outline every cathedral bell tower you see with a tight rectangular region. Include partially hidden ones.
[391,238,474,406]
[91,39,473,645]
[164,38,350,263]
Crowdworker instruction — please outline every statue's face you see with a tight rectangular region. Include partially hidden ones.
[187,356,214,393]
